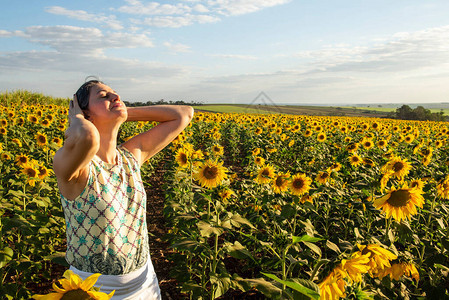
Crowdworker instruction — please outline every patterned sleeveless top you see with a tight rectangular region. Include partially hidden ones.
[61,146,149,275]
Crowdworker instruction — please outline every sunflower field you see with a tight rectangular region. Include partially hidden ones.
[1,92,449,299]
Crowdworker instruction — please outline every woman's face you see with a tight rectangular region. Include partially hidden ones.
[86,83,127,125]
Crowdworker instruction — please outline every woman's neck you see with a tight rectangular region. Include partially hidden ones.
[96,126,120,164]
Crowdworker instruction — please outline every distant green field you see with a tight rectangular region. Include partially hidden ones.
[350,106,395,112]
[350,106,449,115]
[193,104,390,118]
[193,105,279,114]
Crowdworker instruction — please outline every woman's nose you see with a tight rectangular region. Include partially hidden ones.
[110,92,120,101]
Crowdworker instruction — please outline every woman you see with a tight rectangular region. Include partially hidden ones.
[53,79,194,299]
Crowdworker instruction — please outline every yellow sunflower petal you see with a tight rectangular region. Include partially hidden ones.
[32,293,63,300]
[80,273,102,291]
[87,290,115,300]
[52,281,67,293]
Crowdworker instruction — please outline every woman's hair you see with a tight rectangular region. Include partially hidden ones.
[75,79,104,110]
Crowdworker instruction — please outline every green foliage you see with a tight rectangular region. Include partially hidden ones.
[0,90,69,106]
[392,104,446,121]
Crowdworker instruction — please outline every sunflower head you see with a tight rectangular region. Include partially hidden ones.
[255,164,276,184]
[289,173,312,196]
[33,270,115,300]
[35,132,48,147]
[374,185,425,221]
[194,160,227,189]
[271,172,290,194]
[316,171,330,184]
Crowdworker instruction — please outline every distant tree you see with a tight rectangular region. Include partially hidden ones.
[393,104,446,121]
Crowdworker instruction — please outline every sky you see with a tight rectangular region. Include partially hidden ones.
[1,0,449,105]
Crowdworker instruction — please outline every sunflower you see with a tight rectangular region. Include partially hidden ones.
[194,160,227,189]
[41,119,51,127]
[435,140,443,148]
[329,162,342,172]
[219,188,235,203]
[381,156,412,180]
[28,114,39,124]
[357,244,397,275]
[318,266,347,300]
[38,165,52,179]
[11,138,22,147]
[254,127,263,135]
[377,139,387,149]
[0,127,7,135]
[33,269,114,300]
[175,149,190,168]
[16,116,25,125]
[404,134,415,143]
[346,142,359,153]
[255,164,276,184]
[419,147,433,158]
[316,171,330,184]
[211,144,224,156]
[349,153,363,167]
[409,179,424,190]
[35,132,48,147]
[252,148,261,156]
[271,172,290,194]
[288,140,295,147]
[21,163,40,187]
[267,147,277,153]
[0,119,7,127]
[192,149,204,160]
[291,124,300,133]
[362,157,375,168]
[436,176,449,199]
[15,153,29,166]
[371,122,381,130]
[376,262,419,282]
[1,151,12,160]
[254,156,265,166]
[289,173,312,196]
[303,129,313,137]
[317,132,327,142]
[374,184,425,221]
[340,252,371,283]
[52,137,63,147]
[361,137,374,150]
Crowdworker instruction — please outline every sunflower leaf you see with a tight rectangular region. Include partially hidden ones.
[197,220,224,237]
[262,273,320,300]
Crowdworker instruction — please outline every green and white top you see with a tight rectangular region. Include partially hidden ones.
[61,146,149,275]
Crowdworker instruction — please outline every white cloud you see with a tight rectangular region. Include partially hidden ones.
[117,0,289,27]
[45,6,123,30]
[117,1,192,15]
[209,54,258,60]
[208,0,292,16]
[294,25,449,75]
[193,4,210,13]
[137,14,219,28]
[163,42,191,53]
[0,50,185,81]
[4,26,154,55]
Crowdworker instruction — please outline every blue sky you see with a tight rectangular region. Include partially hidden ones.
[1,0,449,105]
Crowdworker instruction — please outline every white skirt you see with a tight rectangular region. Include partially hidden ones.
[69,256,161,300]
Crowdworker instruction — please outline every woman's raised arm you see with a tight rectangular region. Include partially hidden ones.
[123,105,194,166]
[53,96,100,187]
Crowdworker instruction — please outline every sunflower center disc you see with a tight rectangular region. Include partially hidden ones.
[61,289,95,300]
[393,162,404,172]
[293,179,304,189]
[203,166,218,179]
[387,189,410,207]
